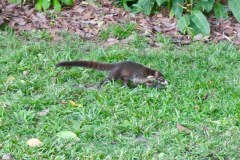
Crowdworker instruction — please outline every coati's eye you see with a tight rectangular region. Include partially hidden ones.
[157,76,169,86]
[157,77,165,82]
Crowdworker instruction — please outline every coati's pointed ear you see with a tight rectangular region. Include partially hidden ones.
[154,71,160,77]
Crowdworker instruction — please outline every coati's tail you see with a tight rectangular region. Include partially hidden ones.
[56,60,115,71]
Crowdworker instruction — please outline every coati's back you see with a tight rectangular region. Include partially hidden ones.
[113,61,156,78]
[56,60,156,78]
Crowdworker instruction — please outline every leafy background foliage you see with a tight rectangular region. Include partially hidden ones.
[117,0,240,36]
[8,0,74,11]
[7,0,240,36]
[35,0,74,11]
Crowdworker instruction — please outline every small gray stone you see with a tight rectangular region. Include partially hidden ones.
[38,109,49,117]
[237,32,240,39]
[23,70,28,76]
[2,153,13,160]
[136,135,148,143]
[193,33,203,41]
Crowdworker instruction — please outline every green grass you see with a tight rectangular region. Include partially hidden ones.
[0,29,240,159]
[100,23,137,40]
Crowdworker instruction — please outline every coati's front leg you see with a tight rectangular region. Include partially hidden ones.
[123,78,130,87]
[98,69,120,88]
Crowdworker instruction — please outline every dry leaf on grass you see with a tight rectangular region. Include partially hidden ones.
[6,75,16,83]
[38,109,49,116]
[69,100,83,107]
[0,18,5,26]
[203,93,209,101]
[136,135,148,144]
[61,100,67,105]
[27,138,43,147]
[195,105,200,110]
[202,126,209,131]
[176,123,191,134]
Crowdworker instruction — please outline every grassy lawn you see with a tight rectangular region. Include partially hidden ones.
[0,29,240,159]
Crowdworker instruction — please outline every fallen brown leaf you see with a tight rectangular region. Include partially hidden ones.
[61,100,67,105]
[203,93,209,101]
[195,105,200,110]
[107,38,119,45]
[202,126,209,131]
[82,10,93,20]
[38,109,49,117]
[0,18,4,26]
[13,17,26,26]
[136,135,148,143]
[27,138,42,147]
[176,123,191,134]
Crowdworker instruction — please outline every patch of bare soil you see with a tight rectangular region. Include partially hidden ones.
[1,0,240,45]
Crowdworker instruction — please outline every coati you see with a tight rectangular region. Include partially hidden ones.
[56,60,168,88]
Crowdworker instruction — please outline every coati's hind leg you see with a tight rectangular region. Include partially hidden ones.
[98,78,110,88]
[98,69,120,88]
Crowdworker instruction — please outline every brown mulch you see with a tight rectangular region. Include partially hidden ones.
[0,0,240,45]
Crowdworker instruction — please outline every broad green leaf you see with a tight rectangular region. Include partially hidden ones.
[202,0,214,12]
[9,0,21,4]
[132,4,143,14]
[156,0,168,6]
[213,3,228,19]
[62,0,74,6]
[190,20,203,35]
[169,9,174,18]
[56,131,79,141]
[53,0,61,11]
[35,0,43,11]
[172,0,184,18]
[42,0,51,10]
[137,0,155,15]
[122,0,131,11]
[194,0,214,12]
[191,10,210,35]
[229,0,240,22]
[177,14,190,33]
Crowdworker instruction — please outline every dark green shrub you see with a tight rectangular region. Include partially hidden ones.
[116,0,240,36]
[8,0,74,11]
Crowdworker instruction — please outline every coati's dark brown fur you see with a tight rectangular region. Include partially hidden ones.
[56,60,168,88]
